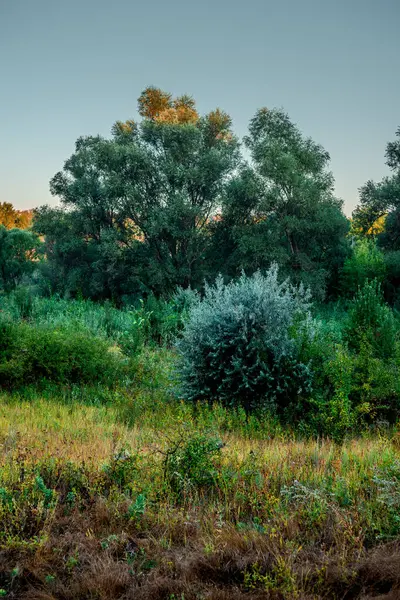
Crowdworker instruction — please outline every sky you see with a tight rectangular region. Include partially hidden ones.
[1,0,399,215]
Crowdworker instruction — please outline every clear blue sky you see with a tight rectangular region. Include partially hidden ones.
[1,0,399,215]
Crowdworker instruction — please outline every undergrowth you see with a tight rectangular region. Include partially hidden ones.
[0,390,400,598]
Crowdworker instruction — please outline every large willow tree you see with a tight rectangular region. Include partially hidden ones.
[213,108,350,299]
[34,87,240,299]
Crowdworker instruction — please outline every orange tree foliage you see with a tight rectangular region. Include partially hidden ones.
[0,202,33,229]
[137,87,199,124]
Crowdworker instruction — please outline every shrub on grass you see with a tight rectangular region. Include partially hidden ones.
[345,279,397,359]
[176,266,314,414]
[163,432,223,499]
[302,303,400,439]
[340,239,386,298]
[0,318,126,388]
[0,291,147,357]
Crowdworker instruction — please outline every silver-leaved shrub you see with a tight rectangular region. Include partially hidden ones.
[176,265,314,413]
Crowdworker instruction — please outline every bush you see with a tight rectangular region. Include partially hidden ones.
[350,341,400,424]
[303,288,400,438]
[384,250,400,307]
[0,292,147,357]
[163,432,223,499]
[0,318,126,388]
[176,266,314,413]
[345,279,397,359]
[294,317,355,441]
[340,239,386,298]
[140,288,199,346]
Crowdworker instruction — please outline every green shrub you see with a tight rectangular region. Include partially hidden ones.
[176,266,314,413]
[340,239,386,298]
[302,306,400,438]
[319,343,354,440]
[140,288,199,346]
[0,292,147,356]
[350,341,400,424]
[102,447,138,491]
[296,317,354,440]
[384,250,400,307]
[303,299,400,438]
[345,279,397,359]
[163,432,223,499]
[0,318,126,388]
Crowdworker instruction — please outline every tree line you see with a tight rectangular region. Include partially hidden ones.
[1,86,399,303]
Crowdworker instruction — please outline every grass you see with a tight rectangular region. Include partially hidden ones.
[1,292,400,597]
[1,386,400,599]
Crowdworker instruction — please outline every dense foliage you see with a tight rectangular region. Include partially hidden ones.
[0,318,126,388]
[33,89,240,299]
[31,87,349,301]
[2,87,400,438]
[176,267,313,414]
[353,127,400,243]
[0,225,42,292]
[214,108,350,299]
[3,91,400,600]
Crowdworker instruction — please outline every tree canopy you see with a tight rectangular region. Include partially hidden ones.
[33,88,349,302]
[34,87,240,299]
[213,108,349,298]
[0,203,33,230]
[0,226,41,291]
[353,127,400,247]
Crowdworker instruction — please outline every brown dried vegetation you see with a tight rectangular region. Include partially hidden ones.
[1,398,400,599]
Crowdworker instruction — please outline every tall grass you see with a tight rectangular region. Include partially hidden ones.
[0,392,400,598]
[1,287,400,597]
[0,291,146,350]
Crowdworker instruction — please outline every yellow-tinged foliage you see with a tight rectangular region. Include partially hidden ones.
[137,86,173,120]
[350,213,387,238]
[367,213,387,236]
[137,86,200,125]
[0,202,33,229]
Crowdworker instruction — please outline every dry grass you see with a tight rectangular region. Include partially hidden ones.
[1,394,400,599]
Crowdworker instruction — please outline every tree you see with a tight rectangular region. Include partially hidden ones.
[137,87,199,124]
[34,87,240,299]
[0,226,42,291]
[214,108,349,299]
[353,127,400,246]
[0,202,33,229]
[352,181,388,238]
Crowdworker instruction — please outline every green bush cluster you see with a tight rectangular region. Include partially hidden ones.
[0,285,198,351]
[0,318,126,388]
[340,239,387,298]
[0,289,146,355]
[163,432,223,499]
[176,266,314,414]
[346,279,396,359]
[298,280,400,439]
[3,259,400,439]
[176,270,400,439]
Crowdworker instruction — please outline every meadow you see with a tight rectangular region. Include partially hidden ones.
[0,292,400,599]
[1,91,400,598]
